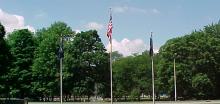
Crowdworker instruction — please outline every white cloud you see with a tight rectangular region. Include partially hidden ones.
[112,6,160,14]
[0,9,35,33]
[84,22,104,30]
[106,38,147,56]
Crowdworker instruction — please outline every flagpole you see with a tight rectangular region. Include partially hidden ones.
[174,54,177,101]
[110,38,113,104]
[108,8,113,104]
[60,36,63,104]
[150,32,155,104]
[60,56,63,104]
[151,56,155,104]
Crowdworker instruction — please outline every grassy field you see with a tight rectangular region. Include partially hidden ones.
[29,100,220,104]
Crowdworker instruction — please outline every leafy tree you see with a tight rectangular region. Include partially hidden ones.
[132,52,152,100]
[112,51,123,61]
[67,30,109,99]
[0,22,6,38]
[113,52,152,101]
[158,23,220,99]
[113,56,135,100]
[7,29,35,98]
[32,22,73,101]
[192,73,213,99]
[0,23,12,97]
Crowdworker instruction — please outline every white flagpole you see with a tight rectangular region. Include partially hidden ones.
[60,56,63,104]
[150,32,155,104]
[151,56,155,104]
[109,8,113,104]
[174,56,177,101]
[110,38,113,104]
[60,36,63,104]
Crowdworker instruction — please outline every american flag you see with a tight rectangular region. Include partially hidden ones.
[107,13,113,40]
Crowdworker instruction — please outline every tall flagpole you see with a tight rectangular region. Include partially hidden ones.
[107,8,113,104]
[174,55,177,101]
[151,56,155,104]
[60,55,63,104]
[110,38,113,104]
[59,36,63,104]
[150,32,155,104]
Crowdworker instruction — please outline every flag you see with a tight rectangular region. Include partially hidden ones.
[58,37,64,58]
[149,33,153,56]
[107,13,113,40]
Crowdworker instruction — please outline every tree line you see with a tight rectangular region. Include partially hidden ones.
[0,21,220,101]
[0,22,109,101]
[158,23,220,100]
[112,22,220,100]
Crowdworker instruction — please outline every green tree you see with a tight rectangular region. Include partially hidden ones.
[112,51,123,61]
[32,22,73,101]
[132,52,152,100]
[0,22,6,38]
[7,29,35,98]
[113,56,135,100]
[192,73,213,99]
[113,52,152,101]
[158,23,220,99]
[0,23,12,97]
[68,30,109,100]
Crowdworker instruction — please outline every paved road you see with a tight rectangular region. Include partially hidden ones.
[29,100,220,104]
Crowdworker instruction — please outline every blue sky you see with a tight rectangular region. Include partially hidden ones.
[0,0,220,56]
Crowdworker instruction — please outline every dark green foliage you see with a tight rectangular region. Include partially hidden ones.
[67,30,109,99]
[158,23,220,99]
[31,23,109,101]
[7,29,35,98]
[192,73,213,99]
[0,23,12,97]
[112,51,123,61]
[113,52,152,101]
[0,23,5,38]
[2,21,220,101]
[31,22,73,100]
